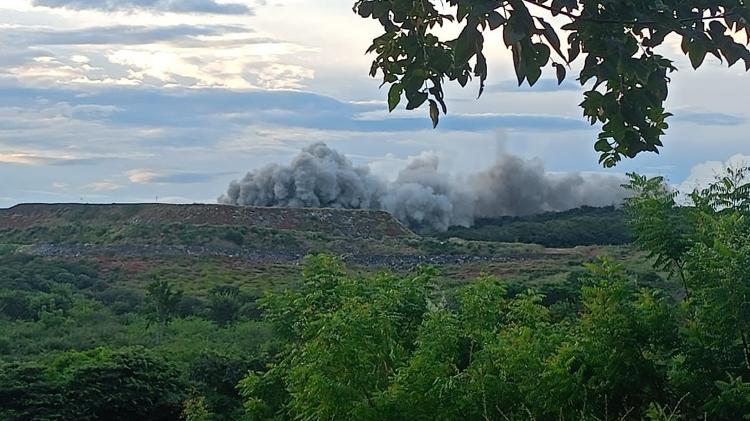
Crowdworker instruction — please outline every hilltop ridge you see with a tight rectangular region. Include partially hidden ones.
[0,203,415,240]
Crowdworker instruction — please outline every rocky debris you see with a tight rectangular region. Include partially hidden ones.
[22,243,547,269]
[25,243,304,263]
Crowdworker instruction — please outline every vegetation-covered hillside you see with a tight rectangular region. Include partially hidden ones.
[7,173,750,420]
[0,202,660,420]
[433,206,632,247]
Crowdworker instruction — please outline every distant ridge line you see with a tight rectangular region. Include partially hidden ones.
[0,203,416,240]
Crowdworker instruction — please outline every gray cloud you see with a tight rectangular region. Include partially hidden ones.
[220,143,628,232]
[1,24,250,46]
[50,157,121,166]
[487,78,582,93]
[33,0,252,15]
[0,86,589,139]
[673,111,747,126]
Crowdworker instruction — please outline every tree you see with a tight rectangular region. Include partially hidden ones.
[623,173,694,297]
[60,348,187,421]
[241,256,682,419]
[144,279,183,331]
[354,0,750,166]
[207,285,241,327]
[623,166,750,416]
[0,348,186,421]
[237,170,750,419]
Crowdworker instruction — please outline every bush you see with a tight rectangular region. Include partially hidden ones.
[189,350,264,420]
[0,347,187,421]
[207,286,241,327]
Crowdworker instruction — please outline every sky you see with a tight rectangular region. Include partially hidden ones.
[0,0,748,208]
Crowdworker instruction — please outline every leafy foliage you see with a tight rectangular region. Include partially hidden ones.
[207,285,242,327]
[144,280,183,329]
[354,0,750,166]
[240,166,750,419]
[0,347,186,421]
[241,255,682,419]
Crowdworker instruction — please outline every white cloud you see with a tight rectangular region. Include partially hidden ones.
[255,63,315,89]
[70,54,89,63]
[86,180,122,191]
[127,169,161,184]
[678,154,750,193]
[0,152,48,165]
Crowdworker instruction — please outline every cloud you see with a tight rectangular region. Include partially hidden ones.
[127,169,231,184]
[343,113,589,132]
[0,150,113,166]
[127,169,161,183]
[0,152,49,165]
[1,24,251,46]
[0,84,601,212]
[0,21,307,90]
[0,85,591,159]
[487,78,582,93]
[86,180,123,191]
[672,111,747,126]
[256,63,315,89]
[32,0,253,15]
[678,154,750,194]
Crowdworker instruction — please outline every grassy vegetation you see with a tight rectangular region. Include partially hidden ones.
[0,223,305,248]
[0,205,674,420]
[0,253,281,420]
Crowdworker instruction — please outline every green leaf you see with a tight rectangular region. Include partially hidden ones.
[405,91,428,110]
[387,83,402,112]
[534,43,551,67]
[453,26,480,67]
[594,138,612,152]
[539,19,565,61]
[567,38,580,63]
[688,39,708,69]
[356,1,373,18]
[503,19,528,46]
[511,43,526,85]
[487,11,507,31]
[554,63,566,85]
[526,64,542,86]
[475,52,487,98]
[429,99,439,128]
[372,1,389,19]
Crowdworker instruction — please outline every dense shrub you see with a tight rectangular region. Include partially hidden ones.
[0,347,187,421]
[240,170,750,420]
[189,351,265,420]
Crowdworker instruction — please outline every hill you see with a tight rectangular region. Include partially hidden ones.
[432,206,632,247]
[0,203,665,420]
[0,203,415,239]
[0,203,651,300]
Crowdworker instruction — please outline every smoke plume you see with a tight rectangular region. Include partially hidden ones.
[219,142,628,232]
